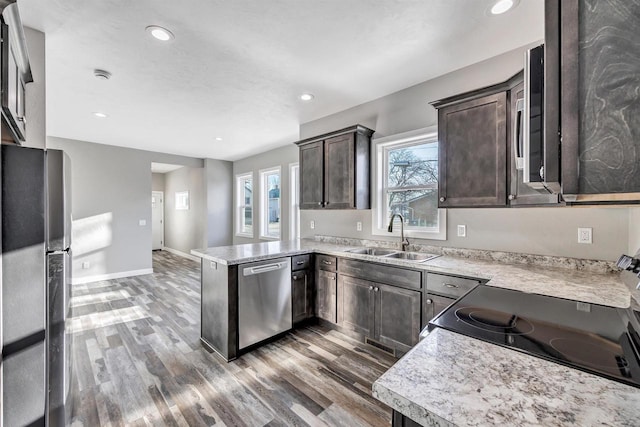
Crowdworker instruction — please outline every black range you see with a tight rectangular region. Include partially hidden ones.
[429,285,640,388]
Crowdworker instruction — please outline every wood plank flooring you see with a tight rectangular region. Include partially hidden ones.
[69,251,396,426]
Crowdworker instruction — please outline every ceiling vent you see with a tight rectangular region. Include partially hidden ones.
[93,69,112,80]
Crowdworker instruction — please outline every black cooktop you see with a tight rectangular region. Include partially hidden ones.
[428,285,640,388]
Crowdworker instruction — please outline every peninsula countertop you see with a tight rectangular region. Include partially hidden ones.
[192,239,631,308]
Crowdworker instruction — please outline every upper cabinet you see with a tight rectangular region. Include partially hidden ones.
[296,125,374,210]
[548,0,640,203]
[1,4,33,144]
[431,74,559,208]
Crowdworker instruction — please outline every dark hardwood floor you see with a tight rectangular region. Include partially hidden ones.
[69,251,396,426]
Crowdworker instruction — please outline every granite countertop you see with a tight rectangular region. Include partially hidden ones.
[192,239,631,308]
[373,328,640,427]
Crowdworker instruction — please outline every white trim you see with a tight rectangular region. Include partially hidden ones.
[71,268,153,285]
[259,166,282,240]
[371,126,447,241]
[289,162,300,240]
[163,247,201,262]
[152,190,164,250]
[235,172,254,238]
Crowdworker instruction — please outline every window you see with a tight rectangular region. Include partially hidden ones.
[175,191,189,210]
[260,167,281,240]
[289,163,300,239]
[373,127,446,240]
[235,173,253,237]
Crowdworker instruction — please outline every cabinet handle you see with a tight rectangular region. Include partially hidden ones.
[17,116,26,123]
[292,275,298,280]
[426,299,433,304]
[374,287,379,292]
[331,277,335,281]
[322,260,333,265]
[318,202,323,206]
[508,194,516,201]
[444,283,459,288]
[325,201,329,206]
[439,196,445,202]
[296,261,305,265]
[369,285,374,290]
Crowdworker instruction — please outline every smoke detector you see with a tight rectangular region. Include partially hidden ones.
[93,69,112,80]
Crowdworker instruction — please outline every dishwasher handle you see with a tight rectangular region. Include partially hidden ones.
[243,262,287,276]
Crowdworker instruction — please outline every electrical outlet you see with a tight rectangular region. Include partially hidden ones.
[82,262,90,269]
[356,221,362,231]
[310,220,315,230]
[139,219,147,226]
[457,225,467,237]
[578,227,592,244]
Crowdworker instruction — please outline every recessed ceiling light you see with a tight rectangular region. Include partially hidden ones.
[93,112,108,118]
[215,137,223,141]
[146,25,174,41]
[299,93,314,102]
[490,0,517,15]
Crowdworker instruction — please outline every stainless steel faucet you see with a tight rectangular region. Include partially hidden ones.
[387,213,409,251]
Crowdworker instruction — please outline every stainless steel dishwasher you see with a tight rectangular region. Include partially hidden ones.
[238,257,292,349]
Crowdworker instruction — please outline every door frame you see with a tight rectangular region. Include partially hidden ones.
[152,191,164,250]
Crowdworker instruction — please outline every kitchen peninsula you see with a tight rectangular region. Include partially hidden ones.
[192,237,640,425]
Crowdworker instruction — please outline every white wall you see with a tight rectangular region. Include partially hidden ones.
[152,173,165,192]
[46,137,205,282]
[23,27,45,149]
[630,208,640,255]
[164,166,206,254]
[232,144,299,244]
[205,158,234,247]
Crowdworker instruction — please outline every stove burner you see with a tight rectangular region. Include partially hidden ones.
[549,338,626,372]
[455,307,535,335]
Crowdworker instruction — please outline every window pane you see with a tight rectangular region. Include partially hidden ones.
[266,172,280,238]
[241,178,252,234]
[387,142,438,188]
[387,189,439,228]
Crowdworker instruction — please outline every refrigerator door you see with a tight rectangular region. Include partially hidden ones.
[1,144,46,426]
[47,251,70,427]
[46,149,72,251]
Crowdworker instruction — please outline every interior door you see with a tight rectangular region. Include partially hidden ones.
[151,191,164,250]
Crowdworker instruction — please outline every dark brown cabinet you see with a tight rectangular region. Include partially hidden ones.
[315,255,337,323]
[337,272,421,354]
[433,91,507,208]
[296,125,374,210]
[291,269,313,324]
[423,294,455,324]
[1,13,32,144]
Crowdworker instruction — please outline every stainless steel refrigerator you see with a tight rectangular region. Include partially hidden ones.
[1,145,72,427]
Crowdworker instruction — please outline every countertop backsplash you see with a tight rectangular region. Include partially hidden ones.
[313,235,619,275]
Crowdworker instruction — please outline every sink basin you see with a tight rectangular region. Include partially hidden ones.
[383,252,439,262]
[346,247,398,256]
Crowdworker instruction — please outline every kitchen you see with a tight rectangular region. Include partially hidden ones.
[1,1,640,424]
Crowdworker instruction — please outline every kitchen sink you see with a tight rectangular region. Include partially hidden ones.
[344,247,439,263]
[383,252,439,262]
[346,247,398,256]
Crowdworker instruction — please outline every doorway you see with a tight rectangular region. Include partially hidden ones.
[152,191,164,250]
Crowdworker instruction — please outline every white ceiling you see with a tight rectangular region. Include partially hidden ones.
[151,162,183,174]
[18,0,543,161]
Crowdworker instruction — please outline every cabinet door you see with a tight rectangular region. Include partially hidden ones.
[324,133,355,209]
[300,141,324,209]
[507,82,559,206]
[424,294,456,324]
[337,275,374,337]
[438,92,507,207]
[375,283,421,353]
[292,269,313,324]
[315,270,337,323]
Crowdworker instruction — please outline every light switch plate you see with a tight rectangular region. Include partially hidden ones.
[139,219,147,226]
[356,221,362,231]
[310,220,315,230]
[82,262,90,269]
[457,225,466,237]
[578,227,592,244]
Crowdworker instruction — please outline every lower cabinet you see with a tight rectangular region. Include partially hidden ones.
[292,269,313,324]
[315,269,337,323]
[337,275,421,354]
[423,294,456,324]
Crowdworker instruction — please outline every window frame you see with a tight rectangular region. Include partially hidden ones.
[235,172,254,238]
[372,126,447,240]
[289,162,300,240]
[259,166,282,241]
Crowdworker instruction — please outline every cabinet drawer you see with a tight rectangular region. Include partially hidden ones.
[316,255,337,272]
[292,254,311,271]
[339,259,421,290]
[427,273,480,298]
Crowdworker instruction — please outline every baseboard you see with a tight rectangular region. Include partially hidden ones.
[71,268,154,285]
[162,247,201,262]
